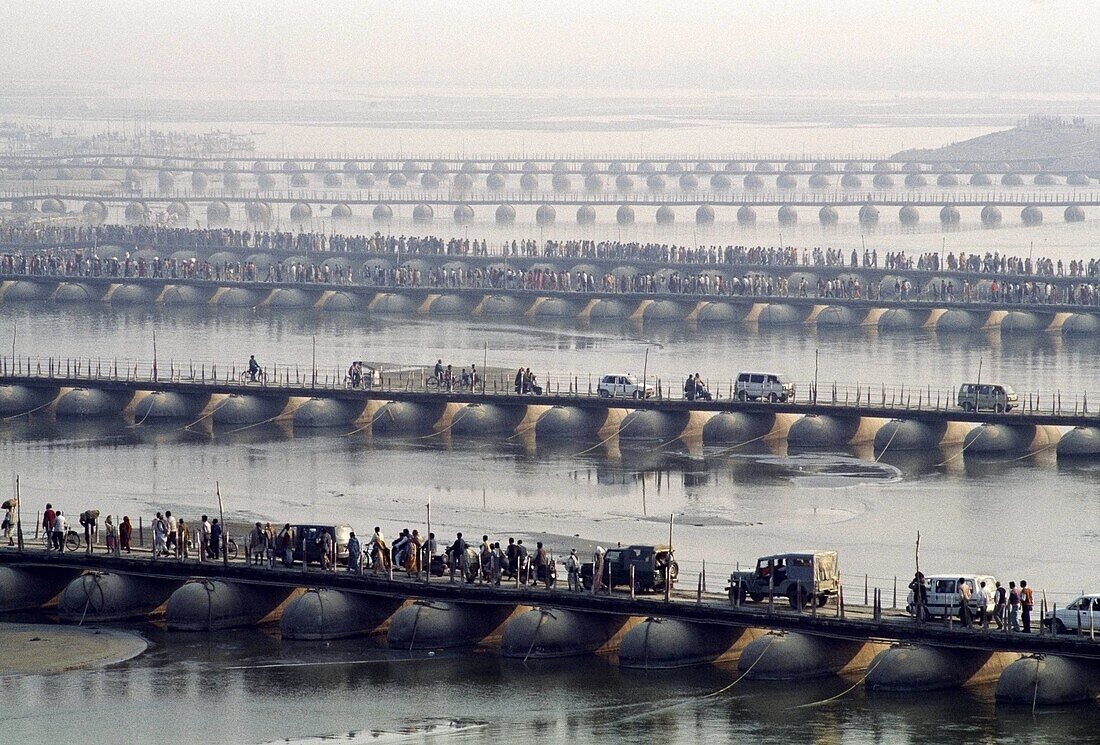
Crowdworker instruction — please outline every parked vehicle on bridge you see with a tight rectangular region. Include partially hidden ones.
[1043,594,1100,634]
[580,544,677,593]
[597,374,654,400]
[292,524,353,566]
[956,383,1017,413]
[905,574,997,619]
[727,550,838,609]
[735,372,795,403]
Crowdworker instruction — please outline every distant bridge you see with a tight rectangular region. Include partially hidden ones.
[6,189,1099,227]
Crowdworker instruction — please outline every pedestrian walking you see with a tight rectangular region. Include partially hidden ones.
[368,527,388,573]
[209,519,222,560]
[977,580,991,629]
[200,516,212,561]
[566,548,581,591]
[957,577,972,628]
[278,523,295,567]
[515,540,529,584]
[248,522,264,566]
[42,503,55,551]
[177,520,190,560]
[992,581,1006,629]
[153,512,167,557]
[165,511,177,554]
[104,516,116,554]
[2,503,14,546]
[534,541,549,585]
[1007,581,1021,631]
[120,516,132,553]
[909,572,928,621]
[319,529,334,570]
[79,510,98,554]
[423,532,438,576]
[1020,580,1034,633]
[347,531,362,573]
[52,511,67,553]
[491,542,504,585]
[593,546,606,593]
[263,523,275,567]
[449,532,468,582]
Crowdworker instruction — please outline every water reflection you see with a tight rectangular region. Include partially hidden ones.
[2,623,1097,744]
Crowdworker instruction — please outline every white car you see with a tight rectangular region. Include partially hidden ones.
[905,574,997,619]
[597,374,654,399]
[735,372,795,402]
[1045,594,1100,634]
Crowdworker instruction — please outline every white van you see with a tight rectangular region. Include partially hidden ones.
[735,372,795,402]
[957,383,1017,413]
[905,574,997,619]
[597,374,654,399]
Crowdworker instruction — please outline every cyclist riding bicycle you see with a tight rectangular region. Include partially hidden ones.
[248,355,262,382]
[347,361,363,388]
[433,359,444,381]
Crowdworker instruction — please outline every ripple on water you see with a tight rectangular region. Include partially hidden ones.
[737,453,903,489]
[263,720,488,744]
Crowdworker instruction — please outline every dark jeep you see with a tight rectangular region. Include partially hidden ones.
[581,544,678,594]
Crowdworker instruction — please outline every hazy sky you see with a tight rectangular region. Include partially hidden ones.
[1,0,1097,93]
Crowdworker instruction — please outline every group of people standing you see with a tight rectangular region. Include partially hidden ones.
[39,503,132,555]
[432,360,481,391]
[909,573,1037,632]
[513,368,543,395]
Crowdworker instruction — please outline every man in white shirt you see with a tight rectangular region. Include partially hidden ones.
[200,516,212,562]
[153,512,166,557]
[977,580,991,629]
[165,511,178,554]
[565,549,581,592]
[53,511,68,553]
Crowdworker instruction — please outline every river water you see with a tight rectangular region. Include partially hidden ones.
[3,91,1100,740]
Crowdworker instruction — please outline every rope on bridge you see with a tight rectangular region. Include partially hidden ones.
[127,400,156,428]
[1,399,55,421]
[873,421,903,463]
[1010,440,1059,461]
[694,430,771,457]
[180,396,234,432]
[934,425,986,467]
[221,411,292,435]
[609,634,778,725]
[572,410,642,457]
[794,653,887,708]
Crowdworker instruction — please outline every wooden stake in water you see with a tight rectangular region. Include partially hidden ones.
[14,474,23,552]
[216,481,228,568]
[425,499,431,584]
[665,513,674,603]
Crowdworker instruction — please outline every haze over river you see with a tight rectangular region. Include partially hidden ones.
[3,90,1100,742]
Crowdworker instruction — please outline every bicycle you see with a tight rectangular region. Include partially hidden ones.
[201,535,238,560]
[239,369,268,385]
[43,529,83,552]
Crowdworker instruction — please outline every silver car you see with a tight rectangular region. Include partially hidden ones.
[957,383,1017,413]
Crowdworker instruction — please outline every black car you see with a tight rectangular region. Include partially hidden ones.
[292,524,352,565]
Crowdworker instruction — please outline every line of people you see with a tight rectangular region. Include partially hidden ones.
[5,246,1100,308]
[5,222,1100,280]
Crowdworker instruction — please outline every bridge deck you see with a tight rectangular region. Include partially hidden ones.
[2,550,1095,660]
[8,189,1100,208]
[2,365,1097,429]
